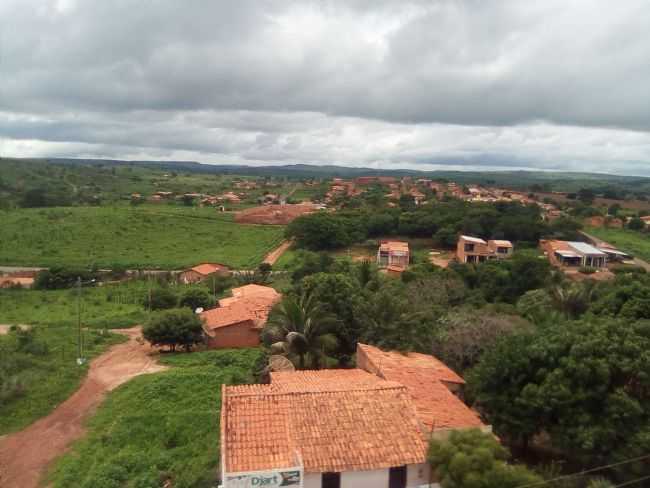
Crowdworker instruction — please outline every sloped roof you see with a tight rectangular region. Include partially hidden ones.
[222,371,428,474]
[568,241,607,256]
[357,343,485,432]
[460,235,487,244]
[200,284,281,334]
[379,241,410,253]
[489,240,513,247]
[189,263,228,276]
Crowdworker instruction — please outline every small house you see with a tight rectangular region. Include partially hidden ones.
[377,241,410,269]
[200,284,281,349]
[540,240,608,268]
[220,344,489,488]
[179,263,230,284]
[456,236,513,264]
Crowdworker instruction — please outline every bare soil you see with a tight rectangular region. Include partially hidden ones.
[263,240,292,265]
[0,327,166,488]
[234,203,319,225]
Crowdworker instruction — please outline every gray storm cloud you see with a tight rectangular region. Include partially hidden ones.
[1,0,649,175]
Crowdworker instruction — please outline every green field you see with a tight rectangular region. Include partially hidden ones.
[0,205,285,269]
[0,284,149,330]
[49,348,261,488]
[0,326,125,434]
[586,227,650,261]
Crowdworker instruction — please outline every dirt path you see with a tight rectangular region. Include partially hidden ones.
[263,240,292,265]
[0,327,166,488]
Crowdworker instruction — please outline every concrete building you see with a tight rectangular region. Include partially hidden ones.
[377,241,410,269]
[540,240,608,268]
[219,345,489,488]
[456,236,513,264]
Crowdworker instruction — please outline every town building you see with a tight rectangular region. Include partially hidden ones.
[456,236,513,263]
[220,344,488,488]
[179,263,230,284]
[540,240,608,268]
[200,284,281,349]
[376,241,410,270]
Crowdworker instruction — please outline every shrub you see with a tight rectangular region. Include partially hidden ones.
[178,288,215,312]
[142,288,178,310]
[142,308,204,352]
[579,266,597,274]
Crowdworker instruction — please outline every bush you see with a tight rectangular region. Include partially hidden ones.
[579,266,597,274]
[142,308,204,352]
[178,289,215,311]
[34,266,97,290]
[143,288,178,310]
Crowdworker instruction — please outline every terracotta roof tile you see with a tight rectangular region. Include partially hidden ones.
[200,285,281,335]
[357,343,485,431]
[222,375,427,474]
[190,263,228,275]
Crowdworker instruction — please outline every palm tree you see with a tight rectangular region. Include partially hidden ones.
[266,293,339,369]
[550,281,596,319]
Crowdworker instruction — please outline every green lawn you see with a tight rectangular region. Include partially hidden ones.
[0,205,285,269]
[0,326,125,434]
[586,227,650,261]
[49,348,261,488]
[0,285,148,329]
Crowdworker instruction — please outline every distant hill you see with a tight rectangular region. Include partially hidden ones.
[1,157,649,204]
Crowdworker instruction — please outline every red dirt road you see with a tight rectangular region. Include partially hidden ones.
[263,240,292,265]
[0,328,166,488]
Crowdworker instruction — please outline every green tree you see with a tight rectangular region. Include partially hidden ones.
[142,308,204,352]
[264,293,339,369]
[428,429,542,488]
[144,287,178,310]
[549,281,595,319]
[468,319,650,465]
[179,288,215,311]
[628,216,645,231]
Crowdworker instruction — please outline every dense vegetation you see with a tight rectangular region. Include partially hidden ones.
[0,206,284,268]
[261,244,650,484]
[49,348,261,488]
[287,199,579,251]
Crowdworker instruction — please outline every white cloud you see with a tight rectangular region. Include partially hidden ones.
[1,0,649,175]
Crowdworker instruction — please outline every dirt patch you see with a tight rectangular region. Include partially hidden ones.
[263,240,292,265]
[0,327,166,488]
[0,324,31,336]
[235,203,320,225]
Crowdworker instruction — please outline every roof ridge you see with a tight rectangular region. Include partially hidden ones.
[225,383,409,398]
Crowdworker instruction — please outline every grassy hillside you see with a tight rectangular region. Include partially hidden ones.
[0,205,285,269]
[49,348,261,488]
[586,227,650,261]
[0,326,125,434]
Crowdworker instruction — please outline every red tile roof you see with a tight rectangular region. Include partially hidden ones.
[189,263,228,276]
[200,284,281,335]
[357,343,485,432]
[222,370,428,474]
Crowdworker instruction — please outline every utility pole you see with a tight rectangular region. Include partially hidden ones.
[76,276,83,364]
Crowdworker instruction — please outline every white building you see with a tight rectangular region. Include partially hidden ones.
[220,344,490,488]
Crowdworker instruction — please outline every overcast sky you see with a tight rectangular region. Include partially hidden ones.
[1,0,650,175]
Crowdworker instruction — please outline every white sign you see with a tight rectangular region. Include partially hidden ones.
[224,469,302,488]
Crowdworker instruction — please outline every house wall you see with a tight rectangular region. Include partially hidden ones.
[180,270,203,284]
[303,464,434,488]
[206,321,260,349]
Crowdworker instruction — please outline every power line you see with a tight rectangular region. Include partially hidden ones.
[514,453,650,488]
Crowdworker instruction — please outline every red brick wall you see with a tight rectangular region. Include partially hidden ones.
[206,321,260,349]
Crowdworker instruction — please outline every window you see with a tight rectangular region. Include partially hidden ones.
[464,243,475,252]
[322,472,340,488]
[497,247,509,254]
[389,466,407,488]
